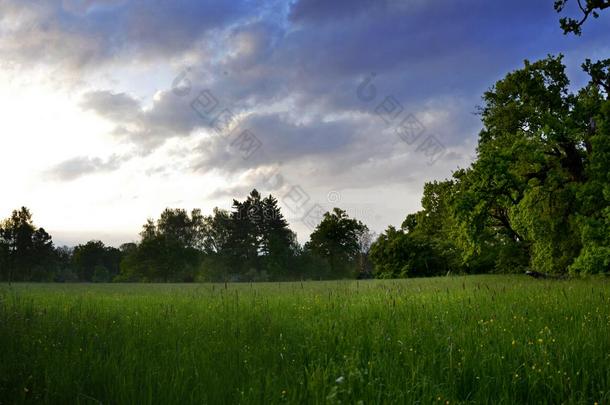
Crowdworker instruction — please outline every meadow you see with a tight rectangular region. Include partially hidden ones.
[1,276,609,404]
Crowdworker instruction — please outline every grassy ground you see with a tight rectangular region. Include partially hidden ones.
[0,276,609,404]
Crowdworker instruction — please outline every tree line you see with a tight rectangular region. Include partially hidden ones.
[0,191,372,282]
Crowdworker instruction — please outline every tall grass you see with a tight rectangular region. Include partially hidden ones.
[1,276,609,404]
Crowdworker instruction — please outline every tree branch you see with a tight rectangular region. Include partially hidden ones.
[557,0,610,35]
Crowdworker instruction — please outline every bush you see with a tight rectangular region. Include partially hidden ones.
[569,247,610,275]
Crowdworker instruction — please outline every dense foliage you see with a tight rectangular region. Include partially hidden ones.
[0,191,371,282]
[0,208,57,282]
[304,208,369,279]
[370,56,610,277]
[117,192,371,282]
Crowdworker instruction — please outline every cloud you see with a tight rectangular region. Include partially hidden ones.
[80,88,207,152]
[80,90,141,121]
[46,154,126,181]
[0,0,252,73]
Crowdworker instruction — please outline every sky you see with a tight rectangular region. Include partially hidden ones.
[0,0,609,247]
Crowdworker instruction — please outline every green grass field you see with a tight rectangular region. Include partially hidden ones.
[1,276,609,404]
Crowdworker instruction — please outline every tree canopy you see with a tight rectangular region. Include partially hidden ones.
[0,207,56,282]
[370,55,610,277]
[305,208,369,278]
[554,0,610,35]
